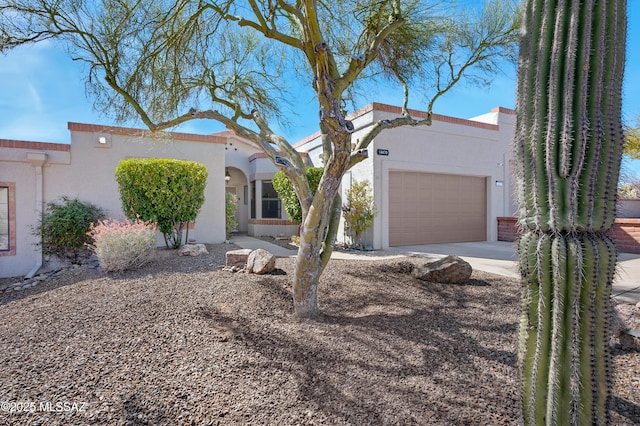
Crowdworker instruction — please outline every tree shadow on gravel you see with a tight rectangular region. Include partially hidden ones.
[610,395,640,422]
[122,393,169,425]
[219,275,522,425]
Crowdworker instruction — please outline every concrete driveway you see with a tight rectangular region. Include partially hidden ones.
[333,241,640,305]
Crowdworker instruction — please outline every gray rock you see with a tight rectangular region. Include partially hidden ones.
[225,249,252,267]
[411,255,472,284]
[4,282,21,291]
[612,303,640,351]
[178,243,209,257]
[246,249,276,275]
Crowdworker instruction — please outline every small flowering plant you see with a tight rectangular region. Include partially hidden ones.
[87,218,158,272]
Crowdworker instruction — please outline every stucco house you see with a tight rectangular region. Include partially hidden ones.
[0,122,302,278]
[1,102,517,279]
[296,103,517,250]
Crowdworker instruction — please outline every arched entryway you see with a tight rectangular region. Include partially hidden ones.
[224,167,249,233]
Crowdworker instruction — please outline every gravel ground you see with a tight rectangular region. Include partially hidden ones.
[0,243,638,425]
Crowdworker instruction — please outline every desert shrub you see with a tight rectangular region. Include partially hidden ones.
[272,167,323,223]
[33,196,106,264]
[115,158,208,248]
[225,191,238,239]
[342,179,377,250]
[618,181,640,199]
[87,218,157,272]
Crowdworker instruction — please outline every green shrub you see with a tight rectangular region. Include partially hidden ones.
[87,218,157,272]
[225,191,238,239]
[618,181,640,199]
[342,180,377,250]
[272,167,323,223]
[115,158,208,248]
[33,196,106,264]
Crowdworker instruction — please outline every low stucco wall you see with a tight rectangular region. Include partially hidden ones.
[497,217,519,243]
[248,220,299,238]
[618,199,640,218]
[497,217,640,254]
[608,219,640,254]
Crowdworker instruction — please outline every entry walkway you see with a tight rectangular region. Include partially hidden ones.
[231,235,640,304]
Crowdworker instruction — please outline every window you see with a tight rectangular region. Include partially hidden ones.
[0,183,14,255]
[261,181,281,219]
[0,186,8,251]
[250,181,256,219]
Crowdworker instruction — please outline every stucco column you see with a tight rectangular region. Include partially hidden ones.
[255,179,263,220]
[26,151,47,278]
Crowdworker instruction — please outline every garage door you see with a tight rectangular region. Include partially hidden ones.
[389,171,487,246]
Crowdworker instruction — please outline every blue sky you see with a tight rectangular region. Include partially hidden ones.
[1,3,639,178]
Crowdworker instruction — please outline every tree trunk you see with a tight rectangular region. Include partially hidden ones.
[293,235,323,317]
[292,212,328,317]
[291,191,343,317]
[515,1,626,424]
[290,129,348,317]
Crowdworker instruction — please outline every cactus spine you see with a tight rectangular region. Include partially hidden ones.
[515,1,626,424]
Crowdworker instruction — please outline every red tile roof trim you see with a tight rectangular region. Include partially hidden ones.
[0,139,70,152]
[293,102,507,148]
[491,106,516,114]
[293,131,322,149]
[211,130,238,137]
[68,122,227,144]
[364,103,499,130]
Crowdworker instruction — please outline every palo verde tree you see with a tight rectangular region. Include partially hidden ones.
[514,0,626,424]
[1,0,520,317]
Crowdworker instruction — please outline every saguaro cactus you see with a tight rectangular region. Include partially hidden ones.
[514,1,626,425]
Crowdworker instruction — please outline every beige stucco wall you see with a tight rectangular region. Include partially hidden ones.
[0,144,71,277]
[55,125,228,245]
[1,124,228,278]
[618,199,640,218]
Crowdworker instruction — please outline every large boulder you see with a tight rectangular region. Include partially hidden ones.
[612,302,640,351]
[411,255,472,284]
[178,243,209,257]
[225,249,252,267]
[246,249,276,275]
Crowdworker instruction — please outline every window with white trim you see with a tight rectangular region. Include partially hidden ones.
[0,186,9,251]
[261,181,282,219]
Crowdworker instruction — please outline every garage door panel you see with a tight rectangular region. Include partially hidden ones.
[389,171,486,246]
